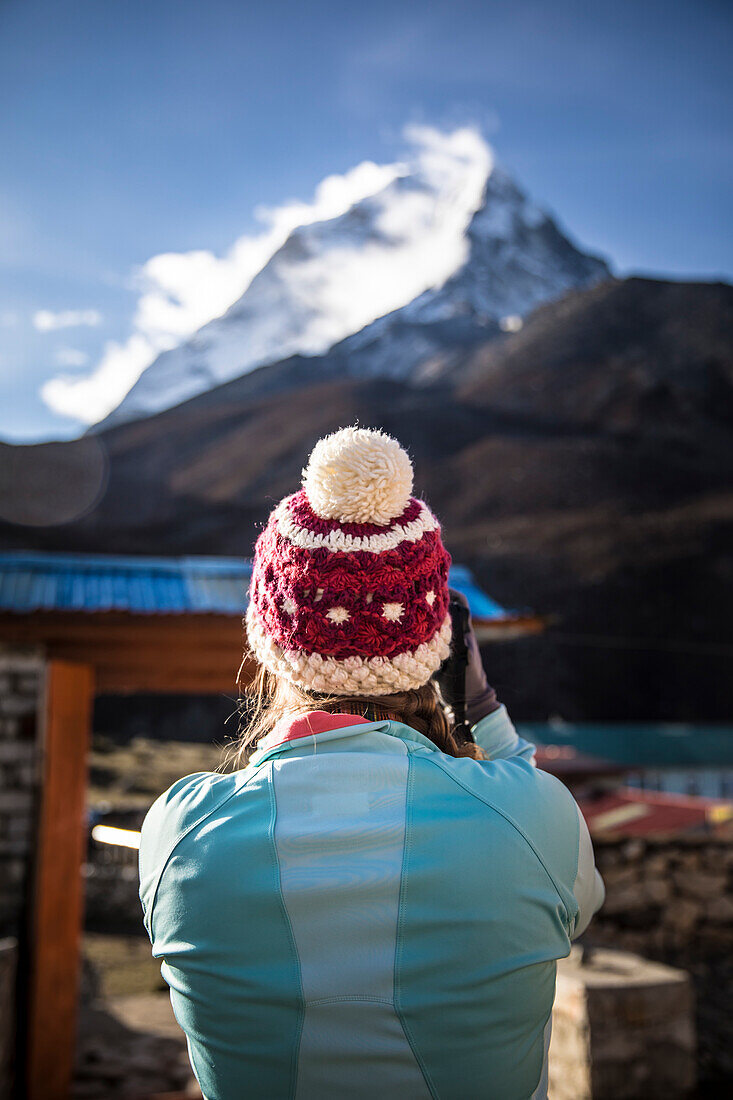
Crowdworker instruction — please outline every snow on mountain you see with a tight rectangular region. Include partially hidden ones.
[325,166,609,383]
[96,127,490,428]
[97,128,608,429]
[435,166,609,323]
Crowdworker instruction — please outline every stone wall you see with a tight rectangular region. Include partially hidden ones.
[0,649,44,938]
[591,834,733,959]
[588,833,733,1089]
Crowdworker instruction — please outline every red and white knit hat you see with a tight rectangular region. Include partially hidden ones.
[245,426,452,695]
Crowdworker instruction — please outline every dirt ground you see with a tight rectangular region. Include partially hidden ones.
[74,995,199,1100]
[75,737,228,1097]
[83,935,164,998]
[75,935,200,1099]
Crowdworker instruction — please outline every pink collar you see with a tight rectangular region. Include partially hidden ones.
[258,710,373,753]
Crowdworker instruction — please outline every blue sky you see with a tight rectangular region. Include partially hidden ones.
[1,0,731,441]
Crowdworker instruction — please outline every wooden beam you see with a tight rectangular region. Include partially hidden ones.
[0,611,245,648]
[0,608,544,693]
[27,661,94,1100]
[95,656,254,694]
[0,612,249,693]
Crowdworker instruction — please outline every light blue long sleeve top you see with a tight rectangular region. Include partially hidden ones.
[139,705,604,1100]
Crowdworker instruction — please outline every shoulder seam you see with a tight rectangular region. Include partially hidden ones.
[422,754,575,930]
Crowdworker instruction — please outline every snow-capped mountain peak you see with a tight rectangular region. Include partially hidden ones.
[95,128,607,429]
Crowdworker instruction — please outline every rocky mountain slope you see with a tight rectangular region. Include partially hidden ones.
[2,277,731,722]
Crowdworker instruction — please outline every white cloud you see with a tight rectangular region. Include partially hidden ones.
[41,158,404,424]
[33,309,102,332]
[42,335,153,422]
[41,126,493,425]
[245,125,491,362]
[54,347,90,367]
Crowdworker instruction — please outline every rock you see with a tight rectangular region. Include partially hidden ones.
[706,896,733,924]
[602,865,642,891]
[674,872,728,901]
[643,853,669,877]
[623,840,646,861]
[669,852,701,874]
[662,897,700,936]
[600,886,649,917]
[550,947,696,1099]
[644,878,671,905]
[0,696,36,718]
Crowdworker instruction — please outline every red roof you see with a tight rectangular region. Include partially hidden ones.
[579,786,733,837]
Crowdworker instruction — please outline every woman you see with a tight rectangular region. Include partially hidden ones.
[139,426,604,1100]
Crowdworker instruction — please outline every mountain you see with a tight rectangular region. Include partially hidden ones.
[98,165,608,428]
[457,276,733,433]
[3,277,732,722]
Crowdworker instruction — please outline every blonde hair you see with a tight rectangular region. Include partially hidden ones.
[225,659,484,770]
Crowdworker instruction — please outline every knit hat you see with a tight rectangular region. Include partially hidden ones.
[245,426,452,695]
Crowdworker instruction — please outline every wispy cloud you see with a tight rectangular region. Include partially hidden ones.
[238,124,491,364]
[41,159,403,424]
[54,347,90,367]
[41,126,492,425]
[33,309,102,332]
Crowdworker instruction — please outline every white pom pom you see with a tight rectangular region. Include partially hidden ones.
[303,426,414,525]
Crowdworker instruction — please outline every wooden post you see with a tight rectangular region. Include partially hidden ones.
[27,661,94,1100]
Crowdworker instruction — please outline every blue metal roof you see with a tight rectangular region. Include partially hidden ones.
[0,553,252,615]
[0,552,513,620]
[447,564,508,621]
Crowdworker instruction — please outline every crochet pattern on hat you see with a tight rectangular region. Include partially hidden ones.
[245,427,453,693]
[246,603,452,695]
[275,491,439,554]
[247,517,451,661]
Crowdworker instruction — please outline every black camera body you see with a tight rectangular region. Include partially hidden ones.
[434,593,476,745]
